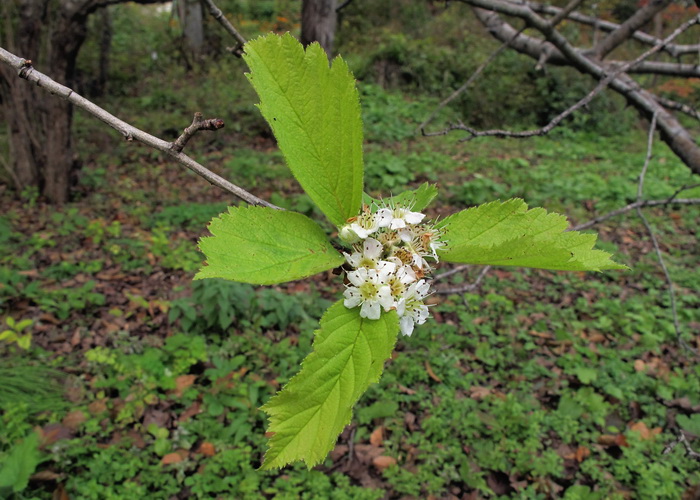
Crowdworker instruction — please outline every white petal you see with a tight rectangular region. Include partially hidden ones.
[361,300,382,320]
[363,238,383,260]
[346,252,362,268]
[413,304,430,324]
[376,261,397,281]
[350,223,370,239]
[405,211,425,224]
[398,228,413,242]
[376,287,395,310]
[399,265,416,284]
[400,316,415,336]
[390,218,407,230]
[415,280,431,298]
[375,209,393,227]
[347,269,366,287]
[343,288,362,308]
[395,298,406,316]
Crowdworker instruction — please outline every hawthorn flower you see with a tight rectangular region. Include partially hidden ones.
[343,262,396,320]
[396,279,431,336]
[341,200,445,335]
[342,206,391,241]
[345,238,384,269]
[387,264,417,298]
[376,206,425,230]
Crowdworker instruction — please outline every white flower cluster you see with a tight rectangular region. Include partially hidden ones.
[340,203,446,336]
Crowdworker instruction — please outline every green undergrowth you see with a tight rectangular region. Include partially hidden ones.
[3,1,700,494]
[2,128,699,498]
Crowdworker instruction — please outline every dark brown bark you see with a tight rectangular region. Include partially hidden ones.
[301,0,337,59]
[1,0,166,203]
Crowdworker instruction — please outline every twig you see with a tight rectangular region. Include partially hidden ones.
[171,112,225,153]
[433,264,471,281]
[0,47,280,209]
[663,432,700,460]
[434,13,700,142]
[336,0,356,12]
[435,265,492,295]
[570,198,700,232]
[547,0,584,29]
[419,25,526,132]
[665,183,700,204]
[634,113,697,356]
[523,0,700,58]
[654,95,700,121]
[200,0,248,56]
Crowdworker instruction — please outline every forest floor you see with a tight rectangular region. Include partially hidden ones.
[2,94,700,498]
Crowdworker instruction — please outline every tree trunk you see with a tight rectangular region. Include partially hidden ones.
[0,0,90,203]
[178,0,204,58]
[301,0,337,59]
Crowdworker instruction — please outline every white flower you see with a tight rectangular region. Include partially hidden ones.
[376,206,425,230]
[343,262,397,320]
[428,239,447,261]
[387,264,417,298]
[345,238,384,269]
[396,279,431,336]
[347,211,383,239]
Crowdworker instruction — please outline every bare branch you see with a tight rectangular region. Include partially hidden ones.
[635,113,698,356]
[433,264,471,282]
[435,266,492,295]
[0,47,280,209]
[570,198,700,232]
[419,25,526,132]
[200,0,248,56]
[336,0,356,12]
[547,0,584,29]
[623,59,700,78]
[655,96,700,121]
[663,432,700,460]
[451,3,700,175]
[592,0,672,59]
[172,112,225,153]
[523,0,700,58]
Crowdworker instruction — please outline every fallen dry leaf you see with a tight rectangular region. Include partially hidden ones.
[62,410,87,431]
[173,374,197,398]
[197,441,216,456]
[370,426,385,447]
[629,421,661,441]
[161,450,188,465]
[372,455,397,471]
[575,446,591,462]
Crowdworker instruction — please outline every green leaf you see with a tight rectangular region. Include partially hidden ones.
[196,206,344,285]
[677,414,700,436]
[261,301,399,469]
[243,33,363,227]
[0,432,42,494]
[437,199,627,271]
[363,182,438,212]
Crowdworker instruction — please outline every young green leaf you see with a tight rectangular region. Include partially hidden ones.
[437,199,627,271]
[260,301,399,470]
[363,182,438,212]
[196,206,344,285]
[243,33,363,227]
[0,432,42,494]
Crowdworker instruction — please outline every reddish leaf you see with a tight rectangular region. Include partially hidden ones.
[372,455,397,471]
[370,426,385,447]
[197,442,216,457]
